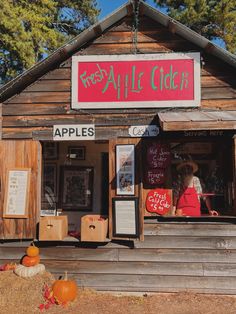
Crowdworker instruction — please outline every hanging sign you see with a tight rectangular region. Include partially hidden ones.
[72,53,200,109]
[53,124,95,141]
[146,188,172,215]
[145,168,165,185]
[147,143,171,169]
[128,125,159,137]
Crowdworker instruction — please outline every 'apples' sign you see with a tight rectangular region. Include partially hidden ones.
[72,53,200,109]
[53,124,95,141]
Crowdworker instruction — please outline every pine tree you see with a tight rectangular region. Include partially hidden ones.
[155,0,236,54]
[0,0,99,84]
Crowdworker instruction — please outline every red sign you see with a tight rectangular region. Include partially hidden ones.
[146,189,172,215]
[145,168,165,185]
[72,53,200,109]
[147,143,171,169]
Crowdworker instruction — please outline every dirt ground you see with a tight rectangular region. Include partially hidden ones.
[0,270,236,314]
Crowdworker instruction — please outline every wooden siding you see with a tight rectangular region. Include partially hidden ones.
[234,136,236,213]
[1,16,236,139]
[0,140,41,239]
[1,222,236,294]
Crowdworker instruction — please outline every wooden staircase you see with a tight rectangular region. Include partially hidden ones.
[1,220,236,294]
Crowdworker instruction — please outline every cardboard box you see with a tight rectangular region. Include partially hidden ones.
[81,215,108,242]
[39,216,68,241]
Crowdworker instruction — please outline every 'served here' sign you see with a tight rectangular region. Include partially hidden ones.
[71,53,200,109]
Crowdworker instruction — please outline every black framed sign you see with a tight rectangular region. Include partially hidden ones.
[112,197,139,238]
[59,166,93,210]
[43,142,59,160]
[68,146,86,160]
[116,144,135,196]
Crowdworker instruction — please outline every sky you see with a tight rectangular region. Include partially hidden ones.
[97,0,156,20]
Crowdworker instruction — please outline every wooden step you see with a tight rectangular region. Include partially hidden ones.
[119,248,236,263]
[33,260,236,277]
[56,273,236,295]
[144,222,236,237]
[135,235,236,249]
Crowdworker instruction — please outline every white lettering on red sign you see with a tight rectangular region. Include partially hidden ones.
[146,189,171,215]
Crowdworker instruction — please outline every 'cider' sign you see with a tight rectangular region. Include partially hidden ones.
[72,53,200,109]
[146,188,172,215]
[147,143,171,169]
[53,124,95,140]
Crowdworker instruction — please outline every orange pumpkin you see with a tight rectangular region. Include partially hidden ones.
[26,243,39,257]
[22,255,40,267]
[3,263,17,271]
[52,271,78,304]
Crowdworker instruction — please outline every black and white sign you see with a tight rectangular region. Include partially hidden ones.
[112,198,139,238]
[128,125,159,137]
[53,124,95,141]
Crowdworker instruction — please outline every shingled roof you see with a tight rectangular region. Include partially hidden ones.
[1,0,236,103]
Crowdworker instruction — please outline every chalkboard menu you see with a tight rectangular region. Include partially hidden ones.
[147,143,171,169]
[144,142,171,186]
[3,168,31,218]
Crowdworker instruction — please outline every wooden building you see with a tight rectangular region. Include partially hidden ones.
[0,1,236,293]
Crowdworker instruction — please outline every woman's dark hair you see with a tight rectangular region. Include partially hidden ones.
[179,164,194,175]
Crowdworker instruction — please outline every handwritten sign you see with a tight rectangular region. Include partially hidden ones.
[146,188,172,215]
[147,143,171,169]
[145,168,165,185]
[71,53,200,109]
[128,125,159,137]
[3,168,31,218]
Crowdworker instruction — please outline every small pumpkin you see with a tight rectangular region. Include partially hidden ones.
[22,255,40,267]
[52,271,78,304]
[14,264,45,278]
[0,263,17,271]
[26,243,39,257]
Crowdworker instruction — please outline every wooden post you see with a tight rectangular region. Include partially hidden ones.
[0,103,2,140]
[233,135,236,214]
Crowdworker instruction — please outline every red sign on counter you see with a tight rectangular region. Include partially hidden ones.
[146,188,172,215]
[147,143,171,169]
[72,53,200,109]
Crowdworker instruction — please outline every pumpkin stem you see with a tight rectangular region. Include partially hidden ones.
[64,271,68,281]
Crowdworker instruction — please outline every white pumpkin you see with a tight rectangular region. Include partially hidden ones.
[14,263,45,278]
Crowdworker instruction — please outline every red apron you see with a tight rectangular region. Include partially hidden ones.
[177,186,201,216]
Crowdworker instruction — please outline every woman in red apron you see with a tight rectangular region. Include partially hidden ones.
[173,158,218,217]
[176,184,201,216]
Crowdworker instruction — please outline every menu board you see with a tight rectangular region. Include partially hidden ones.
[145,168,165,185]
[3,168,31,218]
[147,143,171,169]
[144,142,172,187]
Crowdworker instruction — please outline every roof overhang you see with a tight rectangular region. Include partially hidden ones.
[158,110,236,131]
